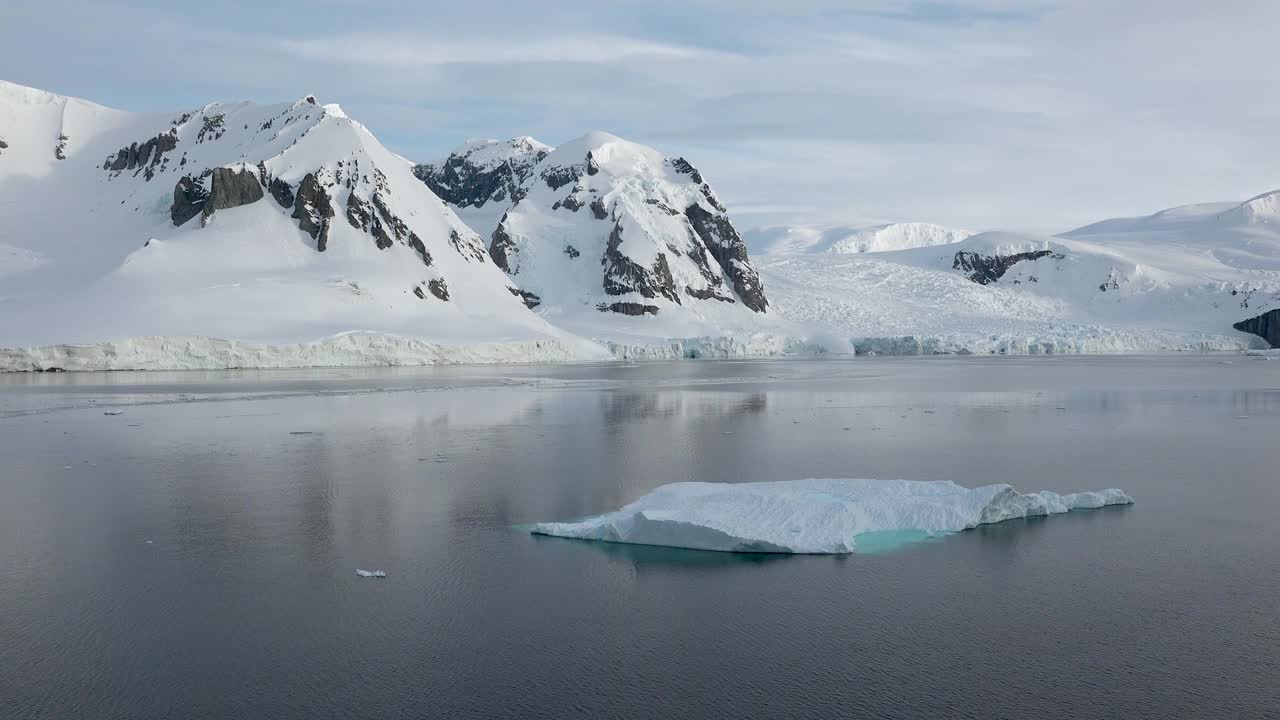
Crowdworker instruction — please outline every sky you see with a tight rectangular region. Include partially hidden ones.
[3,0,1278,234]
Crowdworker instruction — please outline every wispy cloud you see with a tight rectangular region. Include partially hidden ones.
[2,0,1278,233]
[277,32,737,68]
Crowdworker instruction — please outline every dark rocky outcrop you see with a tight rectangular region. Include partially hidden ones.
[561,192,585,212]
[55,134,68,160]
[413,139,548,208]
[197,113,225,143]
[292,172,333,251]
[590,196,608,220]
[1233,308,1280,347]
[269,177,294,208]
[669,157,703,184]
[346,191,431,264]
[508,287,541,309]
[685,284,735,303]
[448,229,488,263]
[345,192,374,232]
[0,138,8,154]
[346,192,391,249]
[490,215,519,273]
[170,175,209,226]
[427,278,450,301]
[541,164,581,191]
[564,245,580,259]
[684,204,767,312]
[406,233,433,266]
[585,151,600,176]
[201,167,264,224]
[602,222,681,304]
[104,130,179,180]
[644,198,680,216]
[599,302,659,316]
[953,249,1061,285]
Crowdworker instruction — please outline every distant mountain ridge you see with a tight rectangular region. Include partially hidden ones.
[2,79,1279,370]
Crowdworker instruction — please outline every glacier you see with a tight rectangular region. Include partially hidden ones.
[531,479,1133,554]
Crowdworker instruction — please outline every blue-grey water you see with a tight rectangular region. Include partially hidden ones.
[1,356,1278,719]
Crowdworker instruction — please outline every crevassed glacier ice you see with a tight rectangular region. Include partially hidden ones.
[531,479,1133,554]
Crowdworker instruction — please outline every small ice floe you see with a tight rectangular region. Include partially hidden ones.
[103,411,123,416]
[355,569,387,578]
[532,478,1134,554]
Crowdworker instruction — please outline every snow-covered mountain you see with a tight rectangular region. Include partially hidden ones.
[745,222,972,256]
[2,79,1278,370]
[0,80,605,367]
[753,195,1280,353]
[416,131,771,339]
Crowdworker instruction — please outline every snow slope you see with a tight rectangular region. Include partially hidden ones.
[3,78,1279,369]
[532,479,1133,554]
[745,222,972,256]
[0,80,605,368]
[752,195,1280,354]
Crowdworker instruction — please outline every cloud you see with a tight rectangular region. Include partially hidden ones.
[276,32,737,68]
[1,0,1278,234]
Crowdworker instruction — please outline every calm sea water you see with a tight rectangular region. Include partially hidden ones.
[2,356,1278,719]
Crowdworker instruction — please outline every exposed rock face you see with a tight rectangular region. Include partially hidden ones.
[953,249,1061,285]
[427,278,450,301]
[669,157,703,184]
[201,167,264,224]
[448,229,488,263]
[542,163,581,191]
[55,134,68,160]
[508,287,541,309]
[292,172,333,251]
[344,190,431,264]
[269,177,294,208]
[489,215,518,273]
[1234,308,1280,347]
[685,204,767,312]
[602,222,681,304]
[0,138,8,154]
[589,196,608,220]
[104,130,179,180]
[413,137,549,208]
[599,302,659,316]
[170,175,209,226]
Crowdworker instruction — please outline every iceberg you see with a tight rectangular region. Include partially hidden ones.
[354,569,386,578]
[531,479,1133,554]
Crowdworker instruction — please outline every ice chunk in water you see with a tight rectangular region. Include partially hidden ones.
[532,479,1132,554]
[354,569,387,578]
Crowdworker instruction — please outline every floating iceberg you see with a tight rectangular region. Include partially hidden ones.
[354,569,386,578]
[531,479,1133,554]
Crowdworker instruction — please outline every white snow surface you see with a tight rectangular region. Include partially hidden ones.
[752,195,1280,354]
[0,80,592,365]
[745,222,973,255]
[2,79,1279,370]
[532,479,1134,554]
